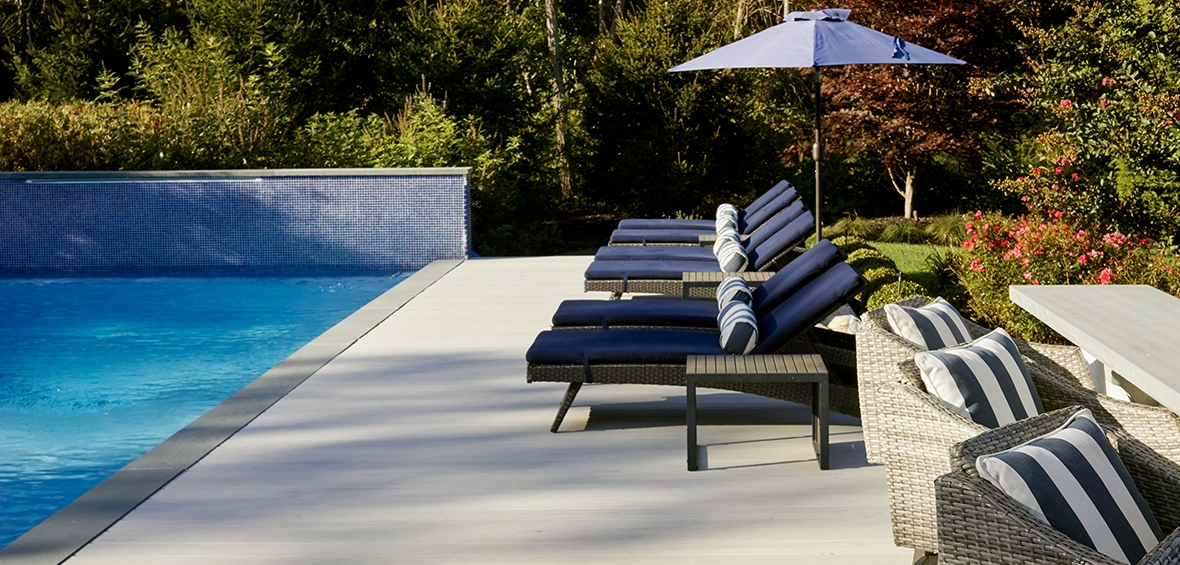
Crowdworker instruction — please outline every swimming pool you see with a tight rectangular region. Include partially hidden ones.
[0,273,407,549]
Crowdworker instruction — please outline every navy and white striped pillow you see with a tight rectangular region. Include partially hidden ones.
[715,215,737,233]
[718,300,758,354]
[716,203,737,219]
[913,328,1043,428]
[884,297,972,350]
[715,237,748,272]
[716,276,753,308]
[976,409,1163,564]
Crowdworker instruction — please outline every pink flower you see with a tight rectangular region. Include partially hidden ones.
[1023,271,1033,280]
[1054,211,1064,219]
[1055,166,1064,175]
[1098,268,1113,285]
[1071,172,1080,181]
[1077,253,1088,264]
[974,210,983,220]
[1060,99,1073,110]
[1102,76,1115,87]
[1021,257,1031,266]
[970,258,984,273]
[1033,280,1041,285]
[1100,98,1109,109]
[1017,176,1026,182]
[1033,167,1043,175]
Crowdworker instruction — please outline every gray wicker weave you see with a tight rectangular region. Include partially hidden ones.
[872,355,1180,555]
[936,406,1180,565]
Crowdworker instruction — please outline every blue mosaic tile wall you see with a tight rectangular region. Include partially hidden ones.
[0,170,470,273]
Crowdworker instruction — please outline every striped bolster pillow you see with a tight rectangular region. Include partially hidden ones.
[716,203,737,219]
[976,409,1163,564]
[913,328,1043,429]
[716,276,753,309]
[715,237,748,272]
[884,297,972,350]
[713,226,739,254]
[715,215,737,233]
[717,300,758,354]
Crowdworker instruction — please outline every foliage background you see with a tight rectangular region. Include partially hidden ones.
[1,0,1177,262]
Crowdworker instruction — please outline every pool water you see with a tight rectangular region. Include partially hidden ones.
[0,274,407,548]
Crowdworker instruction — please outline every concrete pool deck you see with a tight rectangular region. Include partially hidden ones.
[13,257,908,564]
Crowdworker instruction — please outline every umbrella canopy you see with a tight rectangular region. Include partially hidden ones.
[670,8,966,239]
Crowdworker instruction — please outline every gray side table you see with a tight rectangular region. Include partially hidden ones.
[681,271,774,299]
[685,354,830,471]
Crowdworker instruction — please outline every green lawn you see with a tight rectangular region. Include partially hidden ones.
[871,241,959,294]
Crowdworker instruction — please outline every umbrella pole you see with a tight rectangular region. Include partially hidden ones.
[813,66,822,241]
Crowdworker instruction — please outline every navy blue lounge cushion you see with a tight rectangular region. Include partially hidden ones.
[614,218,716,231]
[741,180,792,219]
[615,181,791,231]
[555,240,845,329]
[584,259,720,280]
[525,328,725,365]
[531,262,865,365]
[594,245,715,262]
[609,228,709,245]
[747,210,815,270]
[609,188,801,244]
[745,200,805,251]
[552,299,720,329]
[751,262,865,354]
[740,187,797,235]
[751,239,842,316]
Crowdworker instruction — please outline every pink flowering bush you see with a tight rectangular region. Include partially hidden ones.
[957,208,1180,342]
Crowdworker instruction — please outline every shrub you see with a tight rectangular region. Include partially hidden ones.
[924,213,967,246]
[0,100,157,171]
[878,221,931,244]
[827,216,881,240]
[829,235,873,255]
[955,210,1180,342]
[845,248,895,273]
[866,280,929,311]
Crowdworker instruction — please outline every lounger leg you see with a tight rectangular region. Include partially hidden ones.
[550,382,583,433]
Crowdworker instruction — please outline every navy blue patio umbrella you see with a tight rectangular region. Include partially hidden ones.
[670,8,966,239]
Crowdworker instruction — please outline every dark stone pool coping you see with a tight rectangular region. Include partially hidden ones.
[0,259,464,565]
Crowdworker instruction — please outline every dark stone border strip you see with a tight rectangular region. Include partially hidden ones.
[0,259,464,565]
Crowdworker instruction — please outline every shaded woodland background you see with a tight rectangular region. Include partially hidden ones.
[2,0,1178,255]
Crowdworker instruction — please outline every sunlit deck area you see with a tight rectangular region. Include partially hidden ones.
[57,256,906,564]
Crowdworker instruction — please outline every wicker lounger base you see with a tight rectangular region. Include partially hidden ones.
[527,362,859,433]
[585,278,696,297]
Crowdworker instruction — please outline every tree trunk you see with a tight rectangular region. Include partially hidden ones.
[887,165,917,219]
[544,0,573,199]
[733,0,745,40]
[598,0,605,34]
[609,0,625,38]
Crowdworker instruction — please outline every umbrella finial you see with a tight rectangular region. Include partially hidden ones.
[892,35,911,60]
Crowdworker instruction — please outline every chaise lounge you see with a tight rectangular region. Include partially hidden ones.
[526,262,866,432]
[584,210,815,297]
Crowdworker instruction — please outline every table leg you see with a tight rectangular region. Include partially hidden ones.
[812,380,829,470]
[687,376,698,471]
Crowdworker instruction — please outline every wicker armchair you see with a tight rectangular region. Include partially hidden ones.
[936,406,1180,565]
[874,357,1180,554]
[857,296,1093,465]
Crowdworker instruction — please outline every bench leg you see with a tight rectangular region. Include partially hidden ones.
[550,382,583,433]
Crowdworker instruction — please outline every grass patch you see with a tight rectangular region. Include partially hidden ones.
[872,242,959,296]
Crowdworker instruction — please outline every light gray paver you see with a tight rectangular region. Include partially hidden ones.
[60,256,905,564]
